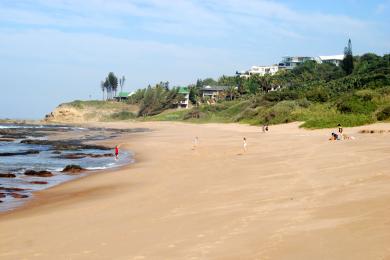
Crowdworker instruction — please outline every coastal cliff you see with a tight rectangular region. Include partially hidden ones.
[45,100,138,123]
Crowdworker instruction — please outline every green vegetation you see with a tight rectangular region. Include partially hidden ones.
[128,82,185,117]
[86,40,389,128]
[106,110,136,121]
[67,100,130,110]
[138,50,390,128]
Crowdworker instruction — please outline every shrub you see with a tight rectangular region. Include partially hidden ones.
[305,87,329,102]
[377,105,390,121]
[355,89,377,101]
[110,111,136,120]
[336,95,376,114]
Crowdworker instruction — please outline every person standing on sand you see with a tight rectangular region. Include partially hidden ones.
[115,145,119,160]
[243,137,247,152]
[192,136,199,150]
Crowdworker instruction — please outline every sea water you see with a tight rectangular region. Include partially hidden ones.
[0,124,133,212]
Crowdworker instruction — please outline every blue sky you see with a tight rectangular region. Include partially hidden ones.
[0,0,389,119]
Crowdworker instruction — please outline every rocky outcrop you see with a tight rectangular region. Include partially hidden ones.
[54,153,113,159]
[62,164,86,174]
[24,170,54,177]
[0,138,15,142]
[44,105,83,123]
[29,181,48,185]
[0,187,26,192]
[20,139,111,151]
[0,150,39,156]
[0,173,16,178]
[44,102,139,123]
[9,193,28,199]
[0,187,29,199]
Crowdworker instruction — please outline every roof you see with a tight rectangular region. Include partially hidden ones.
[319,55,344,61]
[117,92,130,97]
[201,85,231,91]
[178,87,190,94]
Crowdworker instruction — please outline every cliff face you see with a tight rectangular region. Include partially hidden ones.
[44,101,138,123]
[45,105,84,123]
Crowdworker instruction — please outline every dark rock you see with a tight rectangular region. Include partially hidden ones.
[29,181,48,185]
[0,173,16,178]
[0,138,15,142]
[62,164,86,173]
[20,139,111,151]
[0,187,26,192]
[0,193,5,198]
[9,193,29,199]
[24,170,54,177]
[52,151,62,154]
[55,153,113,159]
[0,150,40,156]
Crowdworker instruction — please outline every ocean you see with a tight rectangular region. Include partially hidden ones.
[0,124,133,212]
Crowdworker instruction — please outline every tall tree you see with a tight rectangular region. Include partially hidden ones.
[104,77,111,100]
[100,80,105,101]
[119,75,126,93]
[342,39,354,75]
[108,72,118,97]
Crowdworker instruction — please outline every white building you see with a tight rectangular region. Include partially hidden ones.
[317,55,344,66]
[239,65,279,78]
[278,56,315,70]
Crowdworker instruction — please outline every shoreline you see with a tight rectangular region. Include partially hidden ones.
[1,121,390,259]
[0,123,136,214]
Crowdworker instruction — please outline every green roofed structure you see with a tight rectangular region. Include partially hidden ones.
[178,87,190,109]
[114,92,130,101]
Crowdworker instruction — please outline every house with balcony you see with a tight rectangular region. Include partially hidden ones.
[278,56,315,70]
[178,87,190,109]
[239,65,279,78]
[201,85,232,101]
[317,55,344,66]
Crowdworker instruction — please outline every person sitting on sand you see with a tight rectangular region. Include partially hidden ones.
[329,132,339,141]
[115,145,119,160]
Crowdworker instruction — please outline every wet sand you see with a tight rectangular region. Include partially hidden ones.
[1,121,390,259]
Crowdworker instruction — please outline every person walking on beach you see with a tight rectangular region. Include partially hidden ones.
[243,137,247,153]
[115,145,119,160]
[192,136,199,150]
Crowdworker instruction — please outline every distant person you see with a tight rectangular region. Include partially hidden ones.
[243,137,247,152]
[115,145,119,160]
[265,124,269,132]
[192,136,199,150]
[329,132,340,141]
[338,124,343,134]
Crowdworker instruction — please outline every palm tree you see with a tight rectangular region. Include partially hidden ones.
[104,77,111,100]
[226,85,238,100]
[119,75,126,93]
[100,80,105,101]
[108,72,118,98]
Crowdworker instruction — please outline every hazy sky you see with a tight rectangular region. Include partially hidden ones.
[0,0,389,119]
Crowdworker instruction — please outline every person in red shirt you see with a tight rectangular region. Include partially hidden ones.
[115,145,119,160]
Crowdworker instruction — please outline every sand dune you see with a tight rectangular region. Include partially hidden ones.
[1,122,390,259]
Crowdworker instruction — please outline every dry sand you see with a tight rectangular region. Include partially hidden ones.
[1,121,390,260]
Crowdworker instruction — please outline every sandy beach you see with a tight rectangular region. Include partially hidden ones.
[1,121,390,259]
